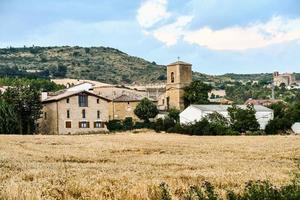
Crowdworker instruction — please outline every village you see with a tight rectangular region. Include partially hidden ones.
[33,60,299,135]
[1,1,300,199]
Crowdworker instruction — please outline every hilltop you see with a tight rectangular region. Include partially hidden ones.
[0,46,298,85]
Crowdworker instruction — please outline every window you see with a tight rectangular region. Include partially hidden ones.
[97,110,100,119]
[66,121,71,128]
[78,94,88,107]
[44,112,47,119]
[66,98,70,103]
[79,121,90,128]
[171,72,175,83]
[82,109,86,119]
[67,110,70,118]
[94,122,105,128]
[97,98,100,104]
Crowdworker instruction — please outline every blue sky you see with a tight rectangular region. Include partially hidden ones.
[1,0,300,75]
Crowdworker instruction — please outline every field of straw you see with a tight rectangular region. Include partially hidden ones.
[0,130,299,200]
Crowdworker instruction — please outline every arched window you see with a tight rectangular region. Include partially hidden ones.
[171,72,175,83]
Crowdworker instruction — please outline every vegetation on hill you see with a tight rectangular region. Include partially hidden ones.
[225,81,300,104]
[0,46,168,84]
[2,46,289,85]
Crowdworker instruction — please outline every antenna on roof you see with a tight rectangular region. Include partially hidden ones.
[177,56,180,61]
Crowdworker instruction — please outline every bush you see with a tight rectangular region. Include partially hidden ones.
[155,178,300,200]
[123,117,133,130]
[227,180,300,200]
[153,118,164,132]
[168,108,180,123]
[265,118,293,135]
[107,120,123,131]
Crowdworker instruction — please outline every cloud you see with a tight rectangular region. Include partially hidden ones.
[152,16,193,46]
[137,0,170,28]
[184,16,300,50]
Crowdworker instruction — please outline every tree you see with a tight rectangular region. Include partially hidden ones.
[168,108,180,123]
[0,100,18,134]
[134,98,158,123]
[183,80,212,107]
[206,112,230,127]
[2,84,42,134]
[228,104,259,133]
[268,102,288,119]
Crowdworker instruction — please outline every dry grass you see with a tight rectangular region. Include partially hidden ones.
[0,130,299,199]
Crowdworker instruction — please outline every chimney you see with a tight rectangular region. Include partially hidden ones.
[41,92,48,101]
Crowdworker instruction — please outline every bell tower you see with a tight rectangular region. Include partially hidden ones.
[166,61,192,110]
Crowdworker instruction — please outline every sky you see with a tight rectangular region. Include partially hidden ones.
[0,0,300,75]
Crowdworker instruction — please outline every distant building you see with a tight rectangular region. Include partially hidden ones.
[273,72,296,87]
[209,98,233,105]
[208,89,226,98]
[245,99,284,107]
[180,105,274,130]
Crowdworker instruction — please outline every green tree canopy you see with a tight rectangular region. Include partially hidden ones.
[134,98,159,123]
[228,105,260,133]
[183,80,212,107]
[0,100,18,134]
[168,108,180,123]
[2,84,42,134]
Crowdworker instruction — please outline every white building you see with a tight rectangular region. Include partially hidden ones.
[180,105,274,130]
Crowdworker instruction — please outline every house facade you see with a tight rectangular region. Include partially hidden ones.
[39,90,109,134]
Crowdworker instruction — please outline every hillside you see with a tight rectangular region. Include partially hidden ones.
[0,46,298,85]
[0,46,169,84]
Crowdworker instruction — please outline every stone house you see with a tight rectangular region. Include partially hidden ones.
[273,72,297,87]
[39,90,110,134]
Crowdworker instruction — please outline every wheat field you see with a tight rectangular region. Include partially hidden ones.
[0,130,299,200]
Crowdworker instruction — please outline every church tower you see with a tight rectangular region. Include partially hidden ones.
[166,61,192,111]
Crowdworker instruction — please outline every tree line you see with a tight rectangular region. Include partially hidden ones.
[0,78,63,134]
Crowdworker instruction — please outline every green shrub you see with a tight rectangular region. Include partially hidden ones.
[228,105,260,133]
[265,118,292,135]
[158,182,172,200]
[107,120,123,131]
[227,180,300,200]
[186,182,218,200]
[123,117,133,130]
[154,118,164,132]
[168,108,180,123]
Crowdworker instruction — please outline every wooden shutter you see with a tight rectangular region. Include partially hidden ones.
[66,121,71,128]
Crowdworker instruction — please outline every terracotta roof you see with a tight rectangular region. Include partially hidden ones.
[42,90,110,103]
[168,61,192,66]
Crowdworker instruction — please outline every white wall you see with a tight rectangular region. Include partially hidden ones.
[180,106,274,130]
[179,106,203,124]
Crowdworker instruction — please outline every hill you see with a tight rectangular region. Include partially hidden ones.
[0,46,298,85]
[0,46,169,84]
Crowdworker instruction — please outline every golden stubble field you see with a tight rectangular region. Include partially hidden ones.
[0,130,299,200]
